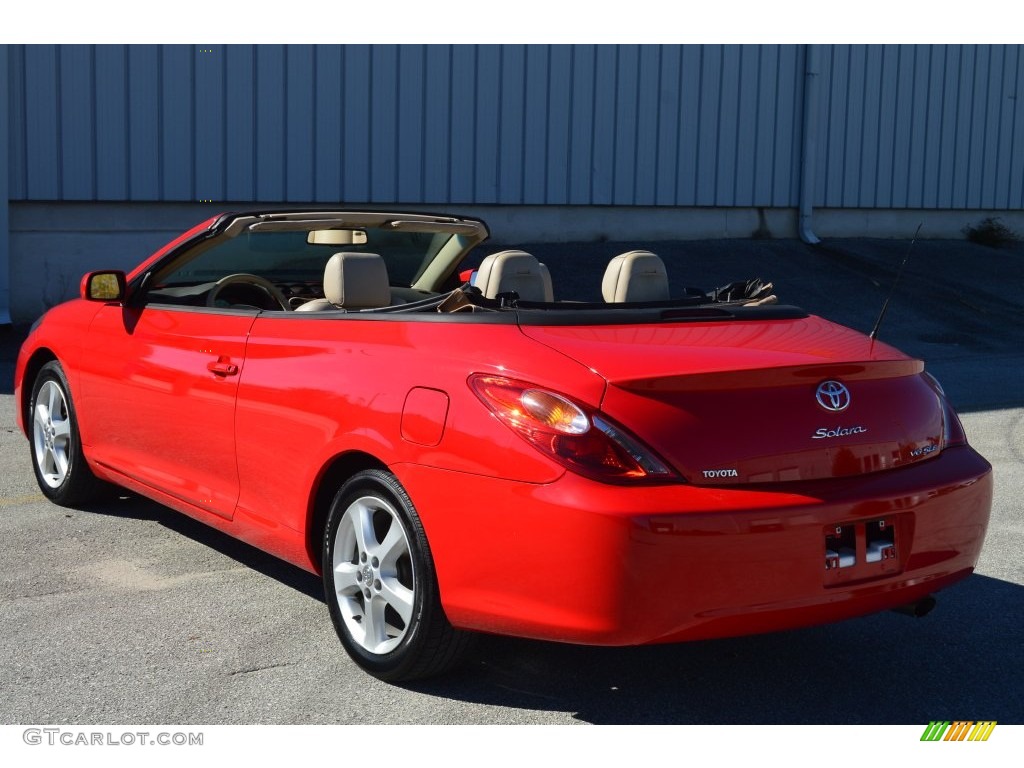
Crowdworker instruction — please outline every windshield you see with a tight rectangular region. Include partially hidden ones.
[155,229,453,289]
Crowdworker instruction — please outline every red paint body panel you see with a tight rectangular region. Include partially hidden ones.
[398,445,991,644]
[401,388,450,447]
[519,315,912,381]
[14,212,993,657]
[77,305,255,519]
[601,371,944,484]
[229,317,600,553]
[15,301,98,435]
[522,318,945,484]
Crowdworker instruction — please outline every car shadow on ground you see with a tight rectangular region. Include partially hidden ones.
[79,492,325,602]
[82,491,1023,726]
[419,573,1024,724]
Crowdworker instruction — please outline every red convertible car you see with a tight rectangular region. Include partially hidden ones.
[14,210,992,681]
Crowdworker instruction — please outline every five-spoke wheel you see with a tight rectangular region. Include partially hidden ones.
[331,493,416,655]
[29,361,103,505]
[322,469,474,681]
[33,378,72,489]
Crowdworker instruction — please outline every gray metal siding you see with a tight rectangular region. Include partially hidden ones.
[7,44,1023,210]
[816,44,1024,210]
[1,46,10,323]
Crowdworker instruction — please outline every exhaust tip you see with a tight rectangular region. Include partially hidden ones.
[893,595,936,618]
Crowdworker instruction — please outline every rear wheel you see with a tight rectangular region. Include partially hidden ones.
[322,469,474,681]
[29,361,104,506]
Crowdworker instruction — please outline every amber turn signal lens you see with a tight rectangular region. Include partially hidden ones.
[520,389,590,434]
[469,374,678,484]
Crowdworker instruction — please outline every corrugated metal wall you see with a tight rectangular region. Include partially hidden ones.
[7,44,807,206]
[6,44,1024,210]
[0,47,10,323]
[816,44,1024,210]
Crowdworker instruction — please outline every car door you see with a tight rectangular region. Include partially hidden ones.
[78,302,256,520]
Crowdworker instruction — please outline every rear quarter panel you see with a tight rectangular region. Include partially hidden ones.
[232,315,606,543]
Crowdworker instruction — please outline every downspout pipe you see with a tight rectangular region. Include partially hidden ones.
[798,44,821,245]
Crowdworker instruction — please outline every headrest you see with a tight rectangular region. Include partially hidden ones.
[323,252,391,309]
[601,250,669,303]
[475,250,554,303]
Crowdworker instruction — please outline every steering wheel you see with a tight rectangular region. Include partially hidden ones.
[206,273,290,311]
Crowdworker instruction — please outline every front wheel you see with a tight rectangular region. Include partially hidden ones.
[322,469,474,681]
[29,361,104,506]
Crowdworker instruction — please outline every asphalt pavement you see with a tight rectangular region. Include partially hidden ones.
[0,236,1021,725]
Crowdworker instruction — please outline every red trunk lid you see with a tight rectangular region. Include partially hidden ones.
[520,316,944,484]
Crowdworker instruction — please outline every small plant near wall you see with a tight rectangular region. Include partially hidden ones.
[962,217,1021,248]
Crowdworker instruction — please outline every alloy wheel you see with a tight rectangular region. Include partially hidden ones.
[33,380,73,489]
[331,494,416,655]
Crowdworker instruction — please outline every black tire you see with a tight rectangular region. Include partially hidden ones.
[28,361,105,506]
[322,469,474,681]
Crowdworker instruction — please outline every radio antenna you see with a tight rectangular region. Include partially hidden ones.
[869,223,922,346]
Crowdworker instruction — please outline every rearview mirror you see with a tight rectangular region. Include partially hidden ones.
[81,271,127,302]
[307,229,368,246]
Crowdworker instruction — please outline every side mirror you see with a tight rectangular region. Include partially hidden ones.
[81,271,127,302]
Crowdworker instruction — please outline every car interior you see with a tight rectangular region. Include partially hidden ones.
[137,213,778,316]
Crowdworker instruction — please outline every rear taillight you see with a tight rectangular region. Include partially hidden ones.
[469,374,679,483]
[940,400,967,447]
[922,372,967,448]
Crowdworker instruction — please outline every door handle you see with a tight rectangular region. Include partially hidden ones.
[207,357,239,377]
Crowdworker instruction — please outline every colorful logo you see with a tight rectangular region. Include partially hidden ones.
[920,721,997,741]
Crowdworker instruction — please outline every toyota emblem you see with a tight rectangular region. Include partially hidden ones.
[816,380,851,412]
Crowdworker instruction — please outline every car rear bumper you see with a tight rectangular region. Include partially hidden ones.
[396,444,992,645]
